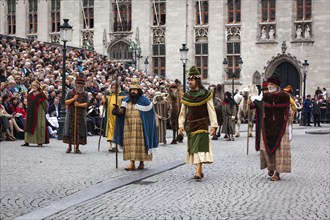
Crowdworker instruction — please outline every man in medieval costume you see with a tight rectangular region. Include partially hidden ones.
[259,71,292,181]
[221,91,237,141]
[179,66,218,180]
[63,73,89,154]
[112,77,158,171]
[102,81,126,152]
[153,91,169,144]
[21,80,49,147]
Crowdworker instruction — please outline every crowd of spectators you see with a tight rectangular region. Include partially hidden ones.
[0,34,329,142]
[0,34,179,141]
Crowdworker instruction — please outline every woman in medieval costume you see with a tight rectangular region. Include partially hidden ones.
[21,80,49,147]
[179,66,218,180]
[63,73,89,154]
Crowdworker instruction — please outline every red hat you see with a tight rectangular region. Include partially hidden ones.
[261,81,268,91]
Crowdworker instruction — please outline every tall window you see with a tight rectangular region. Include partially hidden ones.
[83,0,94,29]
[153,0,166,26]
[152,44,166,77]
[28,0,38,34]
[51,0,60,32]
[297,0,312,20]
[227,0,241,23]
[226,42,240,78]
[113,0,132,32]
[195,43,208,79]
[7,0,16,35]
[195,0,208,25]
[261,0,276,22]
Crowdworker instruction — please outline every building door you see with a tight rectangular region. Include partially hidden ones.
[276,61,300,96]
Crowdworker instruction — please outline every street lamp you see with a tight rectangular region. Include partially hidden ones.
[302,60,309,100]
[144,56,149,74]
[57,19,73,140]
[128,40,142,69]
[180,44,189,92]
[223,57,243,95]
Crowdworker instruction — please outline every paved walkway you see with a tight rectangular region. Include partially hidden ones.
[1,124,329,220]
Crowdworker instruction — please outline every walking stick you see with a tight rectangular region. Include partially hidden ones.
[115,74,119,169]
[247,98,250,155]
[98,101,105,152]
[74,105,77,152]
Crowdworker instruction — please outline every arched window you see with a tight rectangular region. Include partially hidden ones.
[110,42,131,60]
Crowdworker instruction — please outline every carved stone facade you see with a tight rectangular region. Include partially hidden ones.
[0,0,328,95]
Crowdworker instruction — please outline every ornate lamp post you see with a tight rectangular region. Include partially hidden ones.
[128,40,142,69]
[223,57,243,95]
[57,19,73,140]
[302,60,309,100]
[179,44,189,92]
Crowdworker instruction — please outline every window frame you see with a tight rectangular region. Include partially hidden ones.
[227,0,241,24]
[261,0,276,22]
[113,0,132,32]
[195,43,208,79]
[195,0,209,25]
[152,44,166,78]
[50,0,60,33]
[296,0,312,21]
[28,0,38,34]
[226,42,241,79]
[7,0,16,35]
[83,0,94,29]
[152,0,166,26]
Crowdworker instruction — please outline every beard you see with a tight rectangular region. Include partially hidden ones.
[268,87,278,93]
[130,91,141,104]
[76,87,84,94]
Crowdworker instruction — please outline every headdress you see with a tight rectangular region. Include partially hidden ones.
[76,73,86,85]
[187,65,202,79]
[130,77,141,89]
[261,81,268,91]
[267,69,281,86]
[283,85,292,94]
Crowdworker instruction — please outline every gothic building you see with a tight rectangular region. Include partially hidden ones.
[0,0,329,96]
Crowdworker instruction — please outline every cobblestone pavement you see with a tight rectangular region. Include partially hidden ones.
[1,124,329,220]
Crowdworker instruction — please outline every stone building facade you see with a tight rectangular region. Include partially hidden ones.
[0,0,329,96]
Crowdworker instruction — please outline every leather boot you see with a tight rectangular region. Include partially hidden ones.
[193,163,202,179]
[137,161,144,170]
[125,160,135,171]
[66,145,72,153]
[74,145,81,154]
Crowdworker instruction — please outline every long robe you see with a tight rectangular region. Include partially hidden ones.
[24,91,49,145]
[154,99,169,144]
[179,91,218,165]
[259,91,292,173]
[103,91,125,142]
[63,89,89,145]
[114,95,158,161]
[221,102,237,135]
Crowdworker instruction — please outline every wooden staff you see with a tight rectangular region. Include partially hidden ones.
[98,100,105,151]
[114,74,119,169]
[74,105,77,152]
[247,97,250,155]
